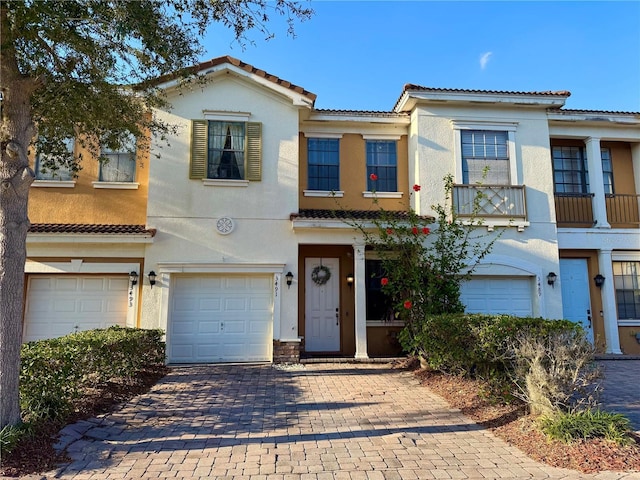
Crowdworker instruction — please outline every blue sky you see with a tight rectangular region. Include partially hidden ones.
[202,1,640,112]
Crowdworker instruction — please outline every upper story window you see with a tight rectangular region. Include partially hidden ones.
[99,135,137,183]
[366,140,397,192]
[461,130,509,184]
[208,121,245,180]
[35,138,74,181]
[308,138,339,191]
[190,118,262,184]
[601,147,614,194]
[552,146,589,194]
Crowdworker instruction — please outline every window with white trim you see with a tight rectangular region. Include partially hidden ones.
[308,138,339,191]
[614,261,640,320]
[99,134,136,182]
[552,146,589,194]
[462,130,509,184]
[190,119,262,182]
[601,147,614,195]
[366,140,397,192]
[35,138,74,181]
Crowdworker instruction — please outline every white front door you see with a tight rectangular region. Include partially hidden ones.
[560,258,594,343]
[305,257,340,352]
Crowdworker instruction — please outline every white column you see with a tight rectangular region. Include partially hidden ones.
[353,243,369,359]
[598,249,622,354]
[585,137,610,228]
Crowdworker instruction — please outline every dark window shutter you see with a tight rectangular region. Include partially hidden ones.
[245,122,262,181]
[190,120,208,179]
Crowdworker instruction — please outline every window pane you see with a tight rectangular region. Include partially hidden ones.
[366,140,397,191]
[100,153,136,182]
[552,146,589,194]
[35,138,74,181]
[601,148,614,194]
[614,261,640,320]
[461,130,509,184]
[365,260,394,321]
[308,138,339,190]
[207,121,246,180]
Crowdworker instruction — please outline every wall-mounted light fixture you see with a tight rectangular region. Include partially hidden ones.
[148,271,157,289]
[594,274,605,288]
[346,273,354,288]
[129,271,139,287]
[547,271,557,287]
[285,271,294,289]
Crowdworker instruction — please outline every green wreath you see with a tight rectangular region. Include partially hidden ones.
[311,265,332,286]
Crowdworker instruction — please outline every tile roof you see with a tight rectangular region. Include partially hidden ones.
[394,84,571,111]
[291,209,433,222]
[401,84,572,97]
[152,55,317,102]
[549,108,640,116]
[313,109,409,117]
[29,224,156,236]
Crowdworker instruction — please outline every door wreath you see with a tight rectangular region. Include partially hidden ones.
[311,265,332,286]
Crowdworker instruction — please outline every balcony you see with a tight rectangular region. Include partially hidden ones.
[554,193,640,228]
[453,185,527,219]
[554,193,595,227]
[606,194,640,227]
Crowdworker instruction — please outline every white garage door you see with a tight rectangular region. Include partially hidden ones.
[460,277,533,317]
[169,275,273,364]
[24,275,129,342]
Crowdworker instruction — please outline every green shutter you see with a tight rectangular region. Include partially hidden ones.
[245,122,262,181]
[190,120,208,179]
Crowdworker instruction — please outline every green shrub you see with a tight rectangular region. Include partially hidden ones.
[0,424,33,455]
[19,327,165,423]
[539,410,634,445]
[399,313,581,393]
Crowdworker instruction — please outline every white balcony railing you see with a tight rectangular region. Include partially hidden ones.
[453,184,527,219]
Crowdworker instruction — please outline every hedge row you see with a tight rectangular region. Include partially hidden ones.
[20,326,165,423]
[399,313,581,387]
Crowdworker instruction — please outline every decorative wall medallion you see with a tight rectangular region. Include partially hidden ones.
[216,216,235,235]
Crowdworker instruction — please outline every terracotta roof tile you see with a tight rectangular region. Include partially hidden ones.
[291,209,433,222]
[549,108,640,116]
[153,55,317,102]
[29,224,156,236]
[402,84,572,97]
[313,109,409,117]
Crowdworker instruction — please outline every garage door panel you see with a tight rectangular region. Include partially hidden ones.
[24,275,128,342]
[169,274,273,363]
[461,277,533,317]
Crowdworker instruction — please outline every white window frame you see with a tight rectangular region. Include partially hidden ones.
[32,138,76,188]
[451,121,518,186]
[94,134,139,189]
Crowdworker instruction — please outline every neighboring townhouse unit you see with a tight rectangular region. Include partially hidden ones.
[25,56,640,362]
[25,133,154,342]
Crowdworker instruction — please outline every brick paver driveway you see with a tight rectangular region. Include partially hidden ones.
[48,363,640,480]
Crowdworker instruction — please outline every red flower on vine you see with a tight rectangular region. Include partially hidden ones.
[403,300,412,309]
[380,277,389,286]
[422,227,430,235]
[369,173,378,181]
[413,184,421,192]
[386,228,393,235]
[412,227,419,234]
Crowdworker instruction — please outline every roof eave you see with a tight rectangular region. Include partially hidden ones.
[27,233,156,244]
[396,91,569,111]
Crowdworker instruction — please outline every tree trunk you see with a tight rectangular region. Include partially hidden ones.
[0,5,36,428]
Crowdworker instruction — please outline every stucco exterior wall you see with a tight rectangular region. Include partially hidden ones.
[141,74,303,339]
[28,139,149,225]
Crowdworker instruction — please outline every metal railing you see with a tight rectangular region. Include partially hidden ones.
[606,194,640,227]
[453,185,526,218]
[554,193,595,225]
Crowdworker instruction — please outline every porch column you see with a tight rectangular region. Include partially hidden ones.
[353,243,368,359]
[585,137,610,228]
[598,249,622,354]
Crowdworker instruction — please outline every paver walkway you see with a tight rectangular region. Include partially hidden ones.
[42,363,640,480]
[599,360,640,432]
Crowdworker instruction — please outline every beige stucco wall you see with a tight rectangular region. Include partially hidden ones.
[28,138,149,225]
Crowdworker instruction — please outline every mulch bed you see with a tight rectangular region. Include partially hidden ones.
[410,362,640,474]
